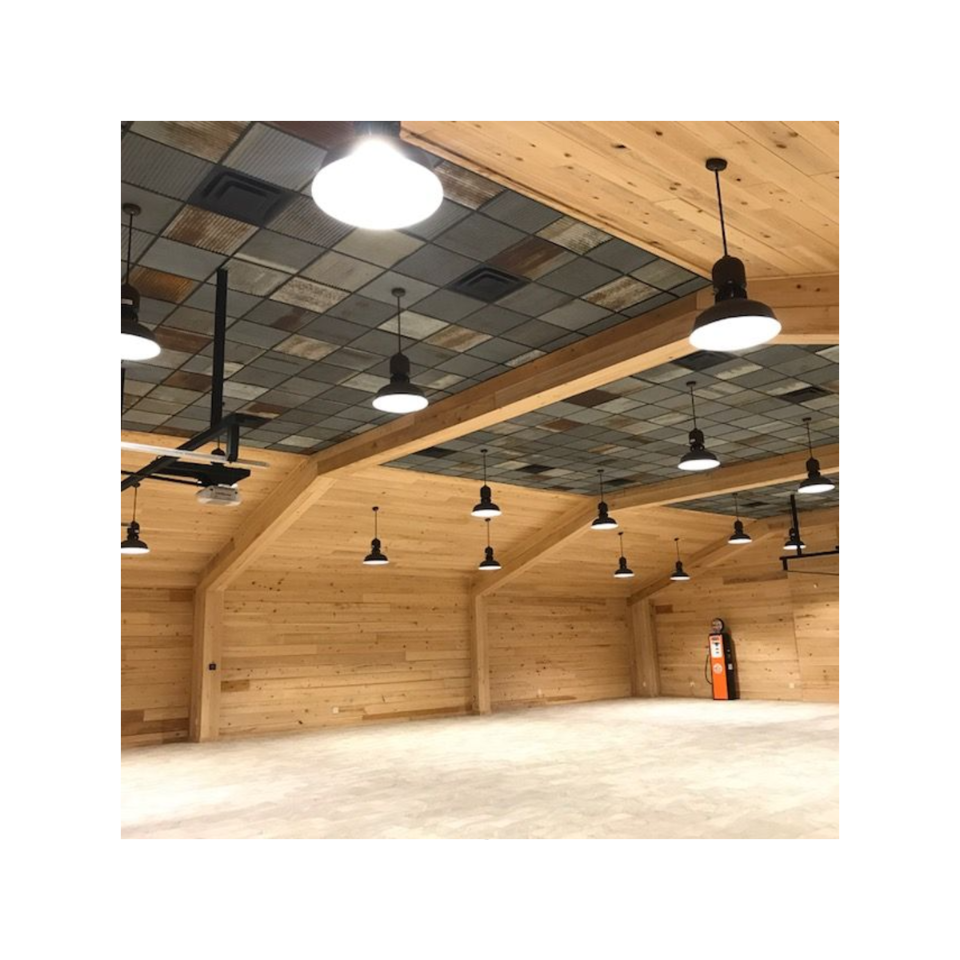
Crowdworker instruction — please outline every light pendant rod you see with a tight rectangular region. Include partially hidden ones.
[688,380,699,429]
[790,494,803,557]
[805,417,815,458]
[482,448,488,485]
[124,205,135,284]
[619,531,626,560]
[131,481,139,524]
[734,491,741,522]
[395,288,404,355]
[712,162,729,257]
[675,537,681,563]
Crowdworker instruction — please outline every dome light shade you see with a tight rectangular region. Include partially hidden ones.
[120,520,149,555]
[678,382,720,471]
[783,527,806,551]
[363,506,389,565]
[690,159,780,351]
[471,450,501,517]
[614,532,634,578]
[311,124,443,230]
[728,519,752,545]
[670,536,691,581]
[121,204,161,361]
[478,518,501,570]
[373,288,429,414]
[798,419,836,494]
[591,469,618,530]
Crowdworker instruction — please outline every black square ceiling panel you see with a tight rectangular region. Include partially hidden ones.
[188,167,296,227]
[449,265,527,303]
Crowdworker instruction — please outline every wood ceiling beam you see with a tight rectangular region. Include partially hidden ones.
[471,444,838,598]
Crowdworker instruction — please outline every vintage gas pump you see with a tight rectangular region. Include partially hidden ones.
[705,617,739,700]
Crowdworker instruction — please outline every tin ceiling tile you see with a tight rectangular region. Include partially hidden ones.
[392,245,477,286]
[481,191,561,233]
[274,334,339,361]
[584,276,659,311]
[537,216,610,253]
[120,184,183,234]
[379,310,448,340]
[131,121,249,162]
[631,259,699,291]
[433,161,504,209]
[334,229,424,268]
[488,236,576,280]
[139,237,226,281]
[123,227,153,263]
[162,205,257,255]
[154,327,211,354]
[302,250,382,290]
[404,199,473,241]
[587,238,658,273]
[434,214,525,260]
[128,266,197,304]
[224,123,327,190]
[268,194,352,247]
[164,370,213,392]
[272,276,350,313]
[505,348,546,368]
[220,259,288,297]
[424,324,491,353]
[122,134,212,200]
[269,121,355,150]
[234,230,322,274]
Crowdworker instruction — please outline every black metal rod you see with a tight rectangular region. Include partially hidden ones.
[227,421,241,463]
[211,268,228,431]
[121,470,200,487]
[790,494,803,557]
[120,412,265,491]
[781,547,839,571]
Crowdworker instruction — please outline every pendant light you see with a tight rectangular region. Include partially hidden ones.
[471,448,501,518]
[362,506,389,565]
[689,158,782,351]
[678,381,720,471]
[670,537,691,581]
[798,417,836,494]
[373,288,429,414]
[783,527,806,552]
[311,121,443,230]
[591,469,618,530]
[614,532,635,579]
[728,492,752,544]
[478,518,502,571]
[120,203,161,361]
[120,482,150,556]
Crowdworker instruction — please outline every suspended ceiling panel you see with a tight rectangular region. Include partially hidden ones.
[673,477,841,521]
[402,121,839,278]
[121,121,709,451]
[388,344,839,495]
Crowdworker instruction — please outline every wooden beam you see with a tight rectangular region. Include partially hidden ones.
[473,444,838,597]
[629,598,660,697]
[197,279,837,595]
[471,595,491,714]
[189,588,223,742]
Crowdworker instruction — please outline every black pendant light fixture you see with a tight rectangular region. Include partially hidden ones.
[120,203,161,361]
[798,417,836,494]
[591,469,618,530]
[678,381,720,471]
[670,537,691,581]
[311,121,443,230]
[362,506,389,565]
[120,482,150,556]
[728,492,752,544]
[783,527,806,552]
[478,518,502,571]
[373,288,429,415]
[689,158,782,351]
[614,532,635,579]
[471,448,501,518]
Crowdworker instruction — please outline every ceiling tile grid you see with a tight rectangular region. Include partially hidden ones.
[387,345,839,496]
[675,478,840,521]
[121,121,710,450]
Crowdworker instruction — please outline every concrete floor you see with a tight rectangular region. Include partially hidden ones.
[121,699,839,839]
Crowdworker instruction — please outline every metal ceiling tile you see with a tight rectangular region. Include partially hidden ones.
[587,238,658,273]
[302,250,382,291]
[537,216,609,253]
[274,334,339,361]
[414,289,484,322]
[539,299,610,331]
[540,257,619,297]
[334,229,424,268]
[224,123,327,190]
[226,320,289,349]
[392,245,478,286]
[162,204,258,255]
[120,184,183,234]
[234,230,323,274]
[481,191,562,233]
[631,259,700,291]
[153,327,210,354]
[244,300,317,331]
[268,194,352,247]
[488,236,575,281]
[357,271,437,308]
[122,134,212,200]
[341,372,390,393]
[404,199,473,241]
[584,276,659,311]
[326,294,396,328]
[123,227,153,264]
[272,276,349,313]
[220,259,288,297]
[139,237,226,281]
[128,266,197,303]
[131,121,249,162]
[425,324,491,353]
[379,311,448,340]
[433,213,525,260]
[268,121,354,150]
[432,161,504,209]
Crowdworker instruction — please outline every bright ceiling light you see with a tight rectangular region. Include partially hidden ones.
[471,448,501,518]
[614,532,635,579]
[670,537,691,581]
[362,506,389,566]
[728,492,752,544]
[373,287,429,415]
[311,122,443,230]
[678,380,720,471]
[121,483,149,556]
[121,203,160,361]
[690,158,781,352]
[591,469,618,530]
[478,518,502,571]
[798,417,836,495]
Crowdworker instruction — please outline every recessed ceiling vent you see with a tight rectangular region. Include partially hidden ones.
[188,167,294,226]
[449,265,527,303]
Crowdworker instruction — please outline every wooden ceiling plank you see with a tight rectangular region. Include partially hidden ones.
[729,121,839,177]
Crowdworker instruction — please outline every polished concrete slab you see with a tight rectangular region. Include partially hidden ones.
[121,698,839,839]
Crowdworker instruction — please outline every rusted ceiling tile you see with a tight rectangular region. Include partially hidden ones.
[271,307,316,332]
[274,334,338,361]
[243,401,289,419]
[133,121,249,162]
[489,235,575,280]
[271,276,349,313]
[567,388,620,408]
[541,418,581,433]
[164,370,213,392]
[268,121,354,150]
[584,276,658,311]
[154,327,212,354]
[432,161,504,209]
[129,266,198,304]
[425,324,491,352]
[537,215,609,253]
[163,204,257,255]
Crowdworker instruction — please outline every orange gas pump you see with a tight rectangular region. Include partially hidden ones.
[704,617,739,700]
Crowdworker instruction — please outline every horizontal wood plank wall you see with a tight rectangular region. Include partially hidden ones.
[219,571,472,737]
[789,554,839,702]
[121,587,194,746]
[652,511,838,701]
[487,594,632,709]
